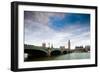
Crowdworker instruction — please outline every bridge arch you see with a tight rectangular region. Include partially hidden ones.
[51,50,61,56]
[24,49,48,59]
[63,51,67,54]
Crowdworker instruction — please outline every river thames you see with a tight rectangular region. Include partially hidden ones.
[25,52,90,62]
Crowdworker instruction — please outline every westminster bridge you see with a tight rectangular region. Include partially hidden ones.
[24,44,75,58]
[24,44,89,59]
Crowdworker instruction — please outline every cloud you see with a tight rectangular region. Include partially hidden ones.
[24,11,90,49]
[24,11,65,26]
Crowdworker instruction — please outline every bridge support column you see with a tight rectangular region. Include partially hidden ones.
[61,50,64,54]
[48,49,51,56]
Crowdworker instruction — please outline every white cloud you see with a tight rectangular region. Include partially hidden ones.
[25,21,90,49]
[24,11,90,49]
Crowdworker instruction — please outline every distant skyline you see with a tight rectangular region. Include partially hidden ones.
[24,11,90,49]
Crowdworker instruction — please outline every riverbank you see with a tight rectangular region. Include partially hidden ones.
[25,52,90,62]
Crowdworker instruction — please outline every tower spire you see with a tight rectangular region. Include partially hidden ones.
[51,44,53,48]
[68,40,70,50]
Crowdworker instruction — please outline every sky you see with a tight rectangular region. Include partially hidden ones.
[24,11,90,49]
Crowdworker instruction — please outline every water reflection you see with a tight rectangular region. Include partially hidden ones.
[24,52,90,62]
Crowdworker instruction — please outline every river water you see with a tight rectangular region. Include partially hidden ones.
[25,52,90,62]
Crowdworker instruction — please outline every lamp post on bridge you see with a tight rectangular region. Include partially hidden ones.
[47,43,51,56]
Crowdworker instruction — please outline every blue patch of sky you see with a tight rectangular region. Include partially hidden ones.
[49,13,90,31]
